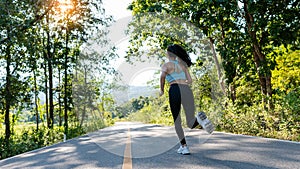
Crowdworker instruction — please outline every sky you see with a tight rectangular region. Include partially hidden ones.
[103,0,161,87]
[101,0,199,87]
[102,0,132,20]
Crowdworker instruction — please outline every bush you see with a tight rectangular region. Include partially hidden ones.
[0,120,110,160]
[0,126,65,160]
[127,103,174,126]
[219,96,300,142]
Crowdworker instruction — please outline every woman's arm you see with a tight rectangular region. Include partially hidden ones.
[184,67,192,85]
[160,64,168,96]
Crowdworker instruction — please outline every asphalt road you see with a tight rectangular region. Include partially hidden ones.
[0,122,299,169]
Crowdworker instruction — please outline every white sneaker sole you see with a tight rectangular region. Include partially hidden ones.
[197,112,215,134]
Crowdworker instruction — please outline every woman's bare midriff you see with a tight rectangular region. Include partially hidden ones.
[169,79,189,85]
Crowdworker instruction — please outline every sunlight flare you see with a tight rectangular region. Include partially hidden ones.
[57,0,74,14]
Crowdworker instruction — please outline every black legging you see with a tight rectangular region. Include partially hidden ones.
[169,84,199,145]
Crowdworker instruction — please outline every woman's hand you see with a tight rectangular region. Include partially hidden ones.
[159,90,164,96]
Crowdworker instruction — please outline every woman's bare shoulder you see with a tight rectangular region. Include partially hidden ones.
[162,62,173,67]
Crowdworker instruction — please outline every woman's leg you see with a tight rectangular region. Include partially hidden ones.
[169,84,186,145]
[180,85,199,129]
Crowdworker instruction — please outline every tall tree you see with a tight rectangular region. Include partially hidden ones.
[241,0,299,108]
[0,0,42,145]
[52,0,114,136]
[128,0,300,109]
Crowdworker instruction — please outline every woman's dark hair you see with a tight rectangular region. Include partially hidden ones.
[167,44,193,67]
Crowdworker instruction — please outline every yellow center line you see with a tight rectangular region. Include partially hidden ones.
[122,128,132,169]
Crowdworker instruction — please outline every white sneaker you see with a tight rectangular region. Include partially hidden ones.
[196,112,214,134]
[177,145,190,155]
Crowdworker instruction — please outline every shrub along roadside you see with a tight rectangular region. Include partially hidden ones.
[125,97,300,142]
[0,126,65,160]
[0,117,113,160]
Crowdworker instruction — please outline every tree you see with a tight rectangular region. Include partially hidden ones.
[127,0,227,95]
[55,0,114,136]
[128,0,300,110]
[0,0,115,142]
[0,0,39,146]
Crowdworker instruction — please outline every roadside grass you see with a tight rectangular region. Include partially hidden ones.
[0,118,113,160]
[125,106,300,142]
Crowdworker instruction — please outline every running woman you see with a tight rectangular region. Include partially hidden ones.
[160,44,205,155]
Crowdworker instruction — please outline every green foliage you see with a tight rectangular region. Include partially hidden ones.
[216,65,299,141]
[113,96,150,118]
[285,87,300,114]
[114,102,136,118]
[269,49,300,140]
[123,0,300,143]
[0,115,112,160]
[272,50,300,93]
[103,111,115,126]
[191,67,212,111]
[0,0,119,161]
[131,96,150,111]
[127,100,174,126]
[0,126,64,160]
[280,87,300,137]
[123,94,171,125]
[219,87,300,142]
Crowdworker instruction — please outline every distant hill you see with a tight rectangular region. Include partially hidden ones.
[112,85,158,105]
[38,85,158,106]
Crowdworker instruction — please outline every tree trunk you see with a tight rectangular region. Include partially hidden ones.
[46,14,54,129]
[243,1,273,109]
[64,31,69,136]
[44,61,49,128]
[48,50,54,128]
[43,38,49,128]
[253,49,273,109]
[33,68,39,131]
[58,68,63,127]
[266,75,273,109]
[80,66,88,127]
[230,81,236,104]
[209,37,226,96]
[5,41,11,145]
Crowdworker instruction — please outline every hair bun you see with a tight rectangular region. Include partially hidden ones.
[167,44,192,67]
